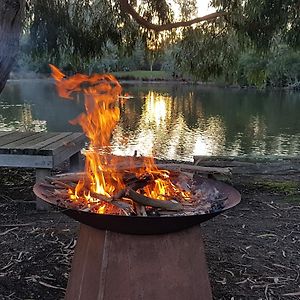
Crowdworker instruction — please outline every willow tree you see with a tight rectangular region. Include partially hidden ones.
[1,0,300,91]
[119,0,300,81]
[0,0,24,92]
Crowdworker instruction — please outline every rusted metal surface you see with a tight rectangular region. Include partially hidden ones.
[65,224,212,300]
[33,173,240,298]
[34,175,241,234]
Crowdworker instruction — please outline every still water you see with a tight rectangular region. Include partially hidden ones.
[0,80,299,161]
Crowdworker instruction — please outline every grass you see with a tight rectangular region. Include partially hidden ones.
[285,194,300,203]
[112,70,170,81]
[255,180,300,195]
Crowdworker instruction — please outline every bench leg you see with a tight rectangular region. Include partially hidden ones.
[36,168,51,210]
[70,151,82,172]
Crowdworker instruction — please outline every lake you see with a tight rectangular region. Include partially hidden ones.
[0,80,299,161]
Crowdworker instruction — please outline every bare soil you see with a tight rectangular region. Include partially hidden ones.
[0,167,299,300]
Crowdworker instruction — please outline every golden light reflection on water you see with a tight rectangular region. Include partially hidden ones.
[145,91,169,126]
[111,90,226,160]
[113,89,300,159]
[193,116,226,156]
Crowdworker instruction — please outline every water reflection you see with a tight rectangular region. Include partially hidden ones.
[112,88,300,160]
[0,102,46,132]
[193,116,226,156]
[0,80,299,161]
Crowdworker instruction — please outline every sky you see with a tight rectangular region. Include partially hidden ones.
[197,0,215,15]
[171,0,215,19]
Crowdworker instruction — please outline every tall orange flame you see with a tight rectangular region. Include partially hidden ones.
[50,65,190,214]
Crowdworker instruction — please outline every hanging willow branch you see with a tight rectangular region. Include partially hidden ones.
[119,0,227,32]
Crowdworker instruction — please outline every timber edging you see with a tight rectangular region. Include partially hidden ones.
[193,155,300,176]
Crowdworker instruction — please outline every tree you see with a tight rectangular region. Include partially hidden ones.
[0,0,24,93]
[1,0,300,91]
[119,0,226,31]
[119,0,300,49]
[118,0,300,83]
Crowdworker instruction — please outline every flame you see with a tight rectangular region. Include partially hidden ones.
[50,65,190,214]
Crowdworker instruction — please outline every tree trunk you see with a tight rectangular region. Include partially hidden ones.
[0,0,24,93]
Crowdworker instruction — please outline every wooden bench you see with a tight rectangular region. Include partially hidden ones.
[0,131,87,209]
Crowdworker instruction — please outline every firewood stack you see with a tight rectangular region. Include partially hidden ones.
[39,163,231,217]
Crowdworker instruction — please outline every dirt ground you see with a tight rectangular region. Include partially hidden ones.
[0,167,299,300]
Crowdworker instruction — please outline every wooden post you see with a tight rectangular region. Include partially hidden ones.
[36,168,51,210]
[69,151,82,172]
[65,224,213,300]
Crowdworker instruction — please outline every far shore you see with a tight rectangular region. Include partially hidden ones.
[6,70,300,91]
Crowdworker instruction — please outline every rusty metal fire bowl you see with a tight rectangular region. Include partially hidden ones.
[33,173,240,235]
[33,171,241,300]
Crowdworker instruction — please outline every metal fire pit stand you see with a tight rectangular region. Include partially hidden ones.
[66,224,212,300]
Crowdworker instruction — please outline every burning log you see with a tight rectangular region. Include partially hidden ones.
[134,203,147,216]
[126,188,183,211]
[45,174,86,183]
[49,179,75,190]
[82,200,133,216]
[88,191,134,213]
[34,171,241,234]
[38,164,233,217]
[156,163,231,176]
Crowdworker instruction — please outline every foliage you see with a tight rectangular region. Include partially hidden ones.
[173,0,198,21]
[112,70,169,80]
[25,0,140,64]
[211,0,300,50]
[267,45,300,87]
[11,0,300,89]
[174,19,240,82]
[237,52,267,88]
[234,46,300,88]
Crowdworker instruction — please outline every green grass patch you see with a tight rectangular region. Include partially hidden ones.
[256,180,299,195]
[112,70,170,81]
[285,194,300,203]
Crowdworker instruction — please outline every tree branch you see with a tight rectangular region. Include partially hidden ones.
[119,0,227,32]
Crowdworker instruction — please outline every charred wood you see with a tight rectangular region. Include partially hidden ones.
[126,188,183,211]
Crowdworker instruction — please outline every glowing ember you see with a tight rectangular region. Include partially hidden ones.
[50,65,191,215]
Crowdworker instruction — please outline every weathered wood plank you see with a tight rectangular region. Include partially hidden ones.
[70,152,82,171]
[194,155,300,176]
[0,132,85,168]
[41,132,86,154]
[36,168,52,210]
[30,132,73,152]
[0,154,53,168]
[53,138,86,166]
[194,155,300,164]
[0,131,85,211]
[0,132,77,153]
[5,132,73,155]
[0,132,37,147]
[0,131,12,138]
[0,132,44,153]
[6,132,57,149]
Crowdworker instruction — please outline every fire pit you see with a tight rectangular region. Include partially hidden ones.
[34,169,240,300]
[33,66,241,299]
[34,171,240,234]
